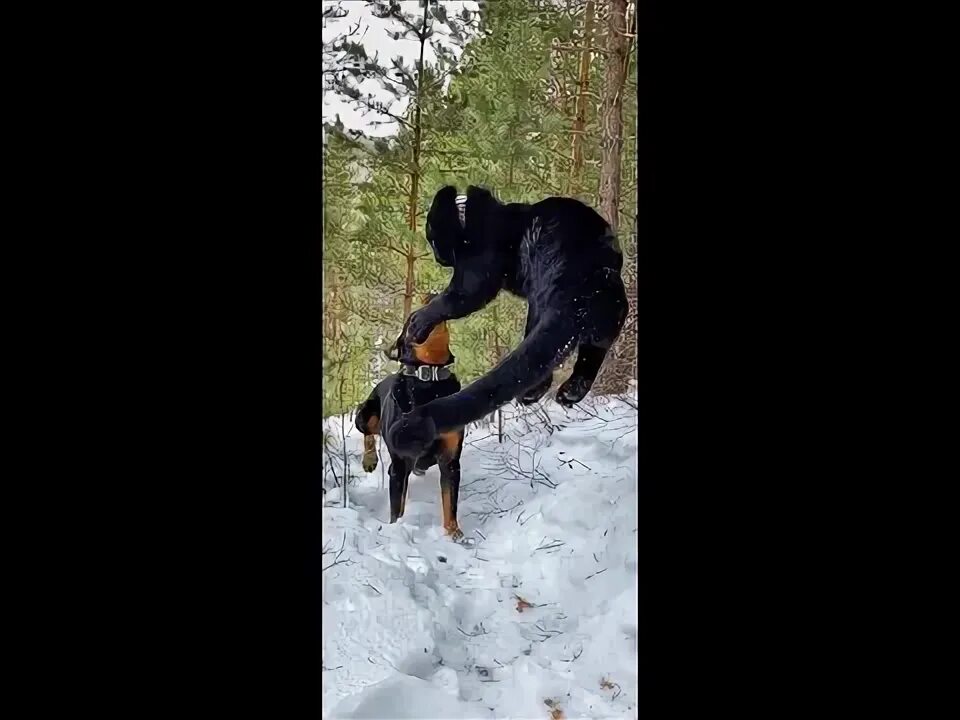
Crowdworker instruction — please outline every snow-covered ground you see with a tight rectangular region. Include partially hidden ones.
[322,394,638,719]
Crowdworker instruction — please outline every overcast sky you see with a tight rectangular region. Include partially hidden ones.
[322,0,480,137]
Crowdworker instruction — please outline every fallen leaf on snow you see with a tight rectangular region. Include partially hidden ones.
[515,594,534,613]
[541,700,565,720]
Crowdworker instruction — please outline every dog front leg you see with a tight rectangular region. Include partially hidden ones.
[388,456,412,523]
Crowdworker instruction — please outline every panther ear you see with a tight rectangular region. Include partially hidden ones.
[426,186,462,267]
[464,185,496,244]
[432,185,458,210]
[466,185,494,203]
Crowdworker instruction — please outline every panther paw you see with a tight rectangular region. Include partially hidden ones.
[556,375,590,407]
[387,410,437,459]
[405,309,436,345]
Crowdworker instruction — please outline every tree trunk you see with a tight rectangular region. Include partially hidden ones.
[402,6,430,319]
[593,0,634,396]
[403,251,416,319]
[598,0,628,232]
[493,319,503,442]
[568,0,595,196]
[325,271,342,350]
[339,375,349,508]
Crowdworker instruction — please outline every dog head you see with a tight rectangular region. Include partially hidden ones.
[425,185,497,267]
[385,293,453,366]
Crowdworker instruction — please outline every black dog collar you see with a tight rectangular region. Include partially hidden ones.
[401,365,452,382]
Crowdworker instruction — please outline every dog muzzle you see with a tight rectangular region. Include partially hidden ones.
[455,195,467,229]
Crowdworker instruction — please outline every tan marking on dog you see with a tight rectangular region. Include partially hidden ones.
[412,321,451,366]
[440,485,462,539]
[439,431,461,457]
[362,435,378,472]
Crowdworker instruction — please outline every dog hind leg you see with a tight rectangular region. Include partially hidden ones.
[388,455,412,523]
[438,432,463,540]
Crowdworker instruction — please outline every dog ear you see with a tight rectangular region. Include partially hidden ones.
[425,186,461,267]
[384,331,403,362]
[385,314,411,362]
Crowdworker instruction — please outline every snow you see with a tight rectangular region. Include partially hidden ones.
[322,394,638,719]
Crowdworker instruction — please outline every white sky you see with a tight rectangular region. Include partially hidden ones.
[322,1,481,138]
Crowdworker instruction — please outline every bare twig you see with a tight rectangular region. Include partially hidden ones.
[535,538,566,552]
[327,455,340,488]
[600,677,623,700]
[457,623,489,637]
[559,455,592,471]
[322,533,354,572]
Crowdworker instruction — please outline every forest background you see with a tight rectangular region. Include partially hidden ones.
[322,0,637,431]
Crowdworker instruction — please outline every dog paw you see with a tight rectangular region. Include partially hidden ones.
[361,451,378,473]
[556,375,590,407]
[445,524,464,541]
[388,410,437,458]
[413,456,433,476]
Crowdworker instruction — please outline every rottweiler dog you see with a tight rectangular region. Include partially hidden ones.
[354,298,465,540]
[388,185,628,458]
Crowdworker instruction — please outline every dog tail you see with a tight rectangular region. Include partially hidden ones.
[416,312,577,433]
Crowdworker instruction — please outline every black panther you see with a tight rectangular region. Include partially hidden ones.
[388,185,628,458]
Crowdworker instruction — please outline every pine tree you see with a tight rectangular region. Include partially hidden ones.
[593,0,637,394]
[327,0,479,317]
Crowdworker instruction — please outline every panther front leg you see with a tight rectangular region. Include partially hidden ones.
[556,344,609,406]
[517,306,553,405]
[406,280,501,344]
